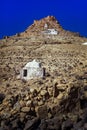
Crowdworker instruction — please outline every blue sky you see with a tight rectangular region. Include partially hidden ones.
[0,0,87,39]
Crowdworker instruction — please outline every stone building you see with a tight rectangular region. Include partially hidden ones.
[20,59,45,81]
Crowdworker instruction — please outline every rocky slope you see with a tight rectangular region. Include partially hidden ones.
[0,16,87,130]
[2,16,87,44]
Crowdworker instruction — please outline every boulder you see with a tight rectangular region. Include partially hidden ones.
[0,93,5,104]
[21,107,30,113]
[62,119,73,130]
[24,117,40,130]
[36,105,48,119]
[46,117,61,130]
[40,90,47,96]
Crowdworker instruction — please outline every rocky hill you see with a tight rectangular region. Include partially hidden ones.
[20,16,82,38]
[21,16,63,36]
[1,16,87,44]
[0,16,87,130]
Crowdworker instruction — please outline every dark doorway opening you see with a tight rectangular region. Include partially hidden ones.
[23,69,27,77]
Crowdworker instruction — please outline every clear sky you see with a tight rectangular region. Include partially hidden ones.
[0,0,87,39]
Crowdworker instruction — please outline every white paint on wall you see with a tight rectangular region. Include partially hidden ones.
[20,59,44,81]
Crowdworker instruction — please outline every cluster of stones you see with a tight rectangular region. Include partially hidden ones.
[0,78,87,129]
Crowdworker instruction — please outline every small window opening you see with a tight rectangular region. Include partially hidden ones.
[23,69,27,77]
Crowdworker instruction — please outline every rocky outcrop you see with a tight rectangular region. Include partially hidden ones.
[20,16,62,37]
[1,15,87,44]
[20,16,80,39]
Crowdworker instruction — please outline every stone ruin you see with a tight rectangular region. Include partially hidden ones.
[42,28,58,35]
[20,59,45,81]
[43,23,58,35]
